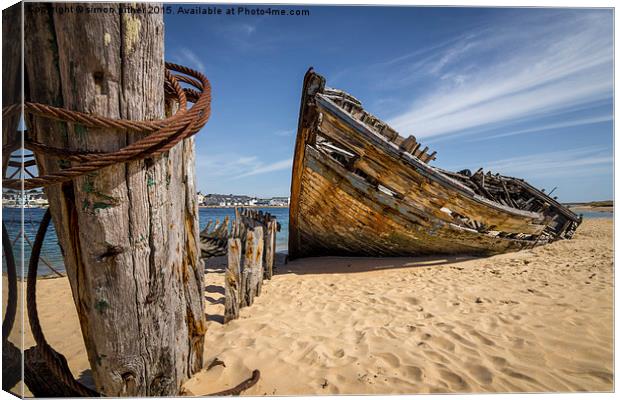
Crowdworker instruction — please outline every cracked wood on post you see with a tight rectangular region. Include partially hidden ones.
[2,3,23,396]
[251,227,265,297]
[263,220,276,279]
[241,227,264,307]
[224,238,242,322]
[2,3,21,172]
[23,3,205,396]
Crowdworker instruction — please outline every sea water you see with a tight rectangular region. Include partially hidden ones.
[2,207,289,277]
[2,207,610,277]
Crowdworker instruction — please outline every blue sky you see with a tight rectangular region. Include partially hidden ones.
[164,6,613,202]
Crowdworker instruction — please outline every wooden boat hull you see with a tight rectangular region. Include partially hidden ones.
[294,145,539,258]
[289,69,581,259]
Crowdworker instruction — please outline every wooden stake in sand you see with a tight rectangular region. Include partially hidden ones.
[264,219,277,279]
[225,238,242,322]
[22,3,206,396]
[241,227,264,307]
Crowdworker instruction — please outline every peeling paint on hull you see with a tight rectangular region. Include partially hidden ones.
[288,69,581,260]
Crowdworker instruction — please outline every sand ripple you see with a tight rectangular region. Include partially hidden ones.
[4,220,612,395]
[186,219,613,395]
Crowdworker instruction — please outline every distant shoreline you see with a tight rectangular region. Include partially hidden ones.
[2,205,289,209]
[198,205,289,209]
[569,205,613,213]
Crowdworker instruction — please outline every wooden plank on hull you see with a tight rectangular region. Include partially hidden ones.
[297,146,534,257]
[290,70,580,259]
[289,69,326,259]
[315,99,545,235]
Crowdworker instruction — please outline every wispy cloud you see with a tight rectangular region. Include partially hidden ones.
[195,153,292,180]
[236,158,293,178]
[239,23,257,35]
[478,146,612,179]
[468,114,613,142]
[274,129,295,137]
[215,21,258,37]
[374,34,474,69]
[196,154,258,177]
[363,32,485,89]
[386,12,613,140]
[210,21,277,52]
[172,47,206,72]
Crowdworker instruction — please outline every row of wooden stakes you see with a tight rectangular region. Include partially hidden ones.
[224,208,279,323]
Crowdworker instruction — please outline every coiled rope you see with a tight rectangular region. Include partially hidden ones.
[3,62,210,190]
[2,62,259,396]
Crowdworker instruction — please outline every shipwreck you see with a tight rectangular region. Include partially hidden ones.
[288,69,582,259]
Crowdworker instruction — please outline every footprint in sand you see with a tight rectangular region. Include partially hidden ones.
[333,349,345,358]
[490,356,507,368]
[470,330,495,346]
[439,369,470,390]
[376,352,401,368]
[377,327,399,340]
[380,296,397,305]
[501,368,538,384]
[402,365,423,382]
[467,364,494,385]
[446,330,477,348]
[292,340,310,351]
[428,335,455,352]
[436,322,455,332]
[588,369,614,384]
[239,338,256,347]
[422,349,449,363]
[404,296,421,305]
[507,336,526,348]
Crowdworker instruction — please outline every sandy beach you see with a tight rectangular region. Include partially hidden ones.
[4,218,613,395]
[570,205,614,213]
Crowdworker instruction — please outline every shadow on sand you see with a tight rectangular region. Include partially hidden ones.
[202,252,483,325]
[278,253,481,275]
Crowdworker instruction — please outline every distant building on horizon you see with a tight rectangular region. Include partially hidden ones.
[2,189,48,207]
[268,197,290,207]
[195,192,289,207]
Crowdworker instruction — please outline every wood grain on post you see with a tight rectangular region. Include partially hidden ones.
[23,3,205,396]
[224,238,242,322]
[2,3,22,174]
[264,220,276,280]
[2,4,23,396]
[253,226,265,296]
[239,228,250,308]
[241,227,263,306]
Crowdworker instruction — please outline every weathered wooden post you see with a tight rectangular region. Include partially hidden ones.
[224,238,242,322]
[2,3,21,173]
[264,219,276,279]
[241,227,264,306]
[23,3,206,396]
[252,227,265,297]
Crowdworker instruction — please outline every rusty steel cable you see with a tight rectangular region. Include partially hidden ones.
[3,62,211,190]
[6,62,261,396]
[3,62,207,396]
[206,370,261,396]
[26,209,100,397]
[25,210,260,397]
